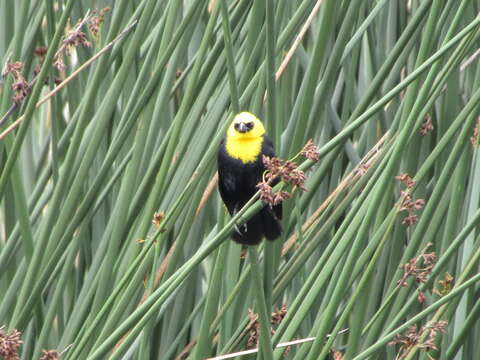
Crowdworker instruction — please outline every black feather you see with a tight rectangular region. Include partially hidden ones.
[217,135,282,245]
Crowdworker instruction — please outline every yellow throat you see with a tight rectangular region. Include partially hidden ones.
[225,112,265,164]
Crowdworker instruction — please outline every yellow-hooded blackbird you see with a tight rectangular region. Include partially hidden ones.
[217,112,282,245]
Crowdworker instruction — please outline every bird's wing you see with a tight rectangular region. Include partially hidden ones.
[262,135,276,158]
[217,138,238,215]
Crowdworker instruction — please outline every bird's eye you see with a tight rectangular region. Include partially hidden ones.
[246,122,254,129]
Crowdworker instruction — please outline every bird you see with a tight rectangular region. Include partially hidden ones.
[217,112,282,245]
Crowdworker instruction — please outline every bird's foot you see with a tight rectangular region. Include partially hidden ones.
[234,223,243,236]
[232,207,247,235]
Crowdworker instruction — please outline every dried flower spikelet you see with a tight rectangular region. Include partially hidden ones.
[419,114,434,136]
[152,212,165,227]
[389,325,420,352]
[3,61,23,77]
[40,350,59,360]
[3,61,30,103]
[402,214,418,226]
[246,305,287,349]
[246,309,260,349]
[88,7,111,37]
[262,155,307,189]
[421,252,436,265]
[332,350,345,360]
[53,18,94,72]
[262,155,283,180]
[11,79,28,93]
[64,29,92,48]
[0,327,23,360]
[422,320,448,352]
[257,182,274,205]
[426,320,447,337]
[417,290,426,304]
[471,117,480,145]
[397,245,436,305]
[286,169,307,191]
[396,175,424,226]
[300,139,320,162]
[390,320,447,357]
[434,272,454,296]
[11,79,29,103]
[176,68,183,79]
[396,173,416,189]
[53,57,66,72]
[273,191,290,205]
[283,344,292,357]
[34,47,48,61]
[271,304,287,326]
[33,47,49,76]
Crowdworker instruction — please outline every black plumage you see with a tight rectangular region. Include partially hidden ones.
[217,135,282,245]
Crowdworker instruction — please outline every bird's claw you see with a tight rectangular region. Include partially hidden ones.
[233,206,247,235]
[234,223,243,235]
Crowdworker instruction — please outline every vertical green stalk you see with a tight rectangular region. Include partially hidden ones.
[7,0,76,326]
[221,0,240,114]
[192,242,229,359]
[286,0,337,157]
[263,0,277,322]
[248,246,274,360]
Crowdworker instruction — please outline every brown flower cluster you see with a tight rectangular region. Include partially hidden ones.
[433,272,454,297]
[32,47,62,86]
[396,173,425,226]
[152,212,165,227]
[397,244,436,303]
[396,173,416,188]
[0,327,22,360]
[299,139,320,162]
[419,114,434,136]
[34,47,48,61]
[32,47,48,80]
[399,192,425,226]
[54,19,93,72]
[40,350,59,360]
[257,156,307,207]
[389,320,447,358]
[3,61,29,104]
[88,8,110,38]
[331,350,344,360]
[257,182,290,206]
[64,29,91,49]
[471,117,480,145]
[246,305,287,349]
[262,156,307,190]
[256,140,319,208]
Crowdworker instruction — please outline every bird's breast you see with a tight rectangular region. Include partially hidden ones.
[225,137,263,164]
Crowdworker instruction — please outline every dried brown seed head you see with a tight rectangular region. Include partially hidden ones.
[300,139,320,162]
[40,350,59,360]
[419,114,434,136]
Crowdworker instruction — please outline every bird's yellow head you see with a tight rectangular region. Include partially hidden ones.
[227,112,265,139]
[225,112,265,163]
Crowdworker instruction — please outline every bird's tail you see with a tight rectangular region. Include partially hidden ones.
[231,212,263,245]
[231,207,282,245]
[261,207,282,241]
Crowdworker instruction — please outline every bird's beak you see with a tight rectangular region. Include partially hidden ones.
[237,122,248,133]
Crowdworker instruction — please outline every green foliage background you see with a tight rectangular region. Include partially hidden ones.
[1,0,480,359]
